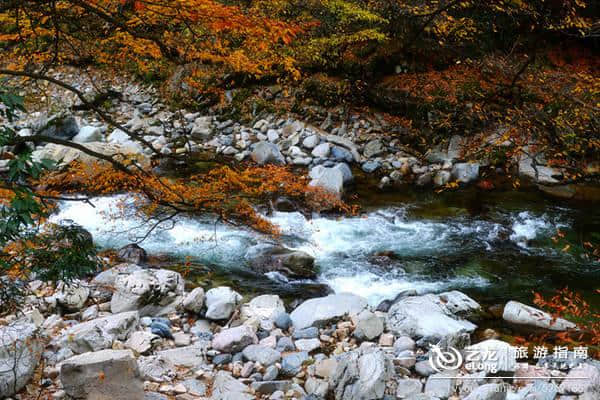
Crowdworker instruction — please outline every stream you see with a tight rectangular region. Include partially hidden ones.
[51,187,600,309]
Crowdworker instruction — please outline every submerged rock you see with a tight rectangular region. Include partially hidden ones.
[245,244,316,279]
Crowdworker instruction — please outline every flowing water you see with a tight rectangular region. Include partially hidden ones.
[51,187,600,308]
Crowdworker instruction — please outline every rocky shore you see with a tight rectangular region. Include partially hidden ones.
[1,242,599,400]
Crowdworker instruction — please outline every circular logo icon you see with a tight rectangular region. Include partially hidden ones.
[429,344,463,372]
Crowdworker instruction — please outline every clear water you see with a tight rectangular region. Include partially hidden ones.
[50,188,600,308]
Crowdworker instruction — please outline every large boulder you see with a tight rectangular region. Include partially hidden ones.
[205,286,242,320]
[386,291,480,341]
[251,141,285,165]
[452,162,479,183]
[32,142,149,168]
[111,269,184,316]
[502,301,576,331]
[116,243,148,264]
[518,150,562,184]
[240,294,286,330]
[308,165,344,196]
[60,349,144,399]
[34,113,79,140]
[290,293,369,330]
[0,322,43,398]
[56,311,139,354]
[53,281,90,311]
[329,346,393,400]
[465,339,518,372]
[245,244,316,279]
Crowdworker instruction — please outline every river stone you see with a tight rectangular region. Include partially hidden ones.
[73,125,102,143]
[334,162,353,183]
[245,245,316,279]
[212,325,258,353]
[35,113,79,140]
[251,380,306,396]
[211,371,254,400]
[424,370,457,399]
[308,165,345,196]
[329,346,393,400]
[518,150,562,184]
[559,363,600,394]
[117,243,147,264]
[466,340,518,372]
[293,327,319,339]
[111,269,184,316]
[295,338,321,352]
[205,286,242,320]
[396,378,423,398]
[60,349,143,399]
[54,281,90,311]
[251,141,285,165]
[452,162,479,183]
[32,141,150,168]
[463,383,507,400]
[274,312,292,330]
[325,135,361,162]
[56,311,139,354]
[281,351,309,376]
[303,135,320,149]
[0,322,43,398]
[433,170,451,186]
[183,287,206,314]
[240,294,286,330]
[311,142,331,158]
[125,330,159,354]
[291,293,368,330]
[242,345,281,366]
[276,336,295,352]
[352,310,384,341]
[363,139,385,158]
[502,301,576,331]
[138,355,176,383]
[386,291,480,341]
[156,342,209,368]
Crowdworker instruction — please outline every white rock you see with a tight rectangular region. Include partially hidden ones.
[503,301,576,331]
[267,129,280,142]
[183,287,206,314]
[137,355,176,383]
[125,331,159,354]
[156,342,209,368]
[54,281,89,311]
[212,325,258,353]
[73,126,103,143]
[302,135,319,149]
[290,293,368,330]
[240,295,286,331]
[295,339,321,352]
[352,310,383,341]
[0,323,43,398]
[466,339,518,372]
[205,286,242,320]
[311,142,331,158]
[308,166,344,197]
[60,349,143,399]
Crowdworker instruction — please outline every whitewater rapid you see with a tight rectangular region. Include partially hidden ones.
[50,194,568,305]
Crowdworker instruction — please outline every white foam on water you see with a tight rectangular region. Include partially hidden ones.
[51,194,568,305]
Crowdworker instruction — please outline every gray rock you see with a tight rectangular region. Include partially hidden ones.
[245,244,316,279]
[182,378,207,396]
[156,342,209,368]
[293,327,319,340]
[56,311,139,354]
[386,291,479,341]
[463,383,506,400]
[290,293,368,330]
[274,313,292,331]
[452,163,479,183]
[396,378,423,398]
[296,338,321,352]
[558,363,600,394]
[352,310,383,341]
[240,295,285,331]
[415,360,437,377]
[518,150,562,184]
[424,371,457,399]
[73,125,102,143]
[394,336,416,353]
[137,355,176,383]
[251,380,306,396]
[267,129,280,142]
[205,286,242,320]
[183,287,206,314]
[363,140,385,158]
[36,113,79,140]
[362,161,380,173]
[325,135,360,162]
[116,243,147,264]
[213,353,232,365]
[264,365,279,381]
[330,146,354,162]
[242,345,281,366]
[32,142,149,168]
[0,322,43,398]
[308,165,345,196]
[303,135,320,149]
[503,301,576,331]
[211,371,253,400]
[311,143,331,158]
[281,352,309,376]
[212,325,258,353]
[125,331,159,354]
[305,377,329,398]
[334,162,353,184]
[329,346,393,400]
[111,269,184,316]
[60,349,143,399]
[54,281,90,311]
[276,336,295,352]
[251,141,285,165]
